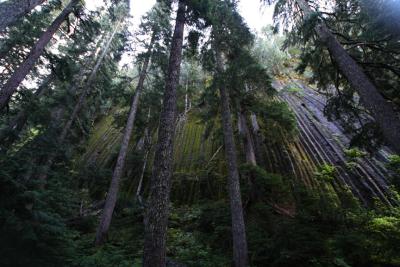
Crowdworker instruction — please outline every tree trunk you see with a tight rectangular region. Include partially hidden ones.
[0,0,78,111]
[249,113,265,166]
[59,22,120,143]
[94,35,154,246]
[36,23,120,187]
[0,0,47,32]
[295,0,400,153]
[215,47,249,267]
[238,111,257,166]
[184,78,190,113]
[143,2,186,267]
[136,131,151,208]
[135,109,152,207]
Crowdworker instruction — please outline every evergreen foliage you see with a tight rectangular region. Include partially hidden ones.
[0,0,399,266]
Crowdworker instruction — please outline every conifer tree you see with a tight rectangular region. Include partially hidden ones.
[36,18,124,187]
[264,0,400,153]
[0,73,54,147]
[94,1,172,246]
[0,0,80,111]
[94,11,164,246]
[215,44,249,267]
[207,1,259,265]
[143,1,186,266]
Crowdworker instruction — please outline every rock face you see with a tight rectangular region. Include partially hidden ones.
[83,80,396,206]
[273,79,394,206]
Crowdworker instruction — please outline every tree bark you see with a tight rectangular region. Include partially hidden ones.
[36,23,120,187]
[0,0,47,32]
[215,46,249,267]
[295,0,400,153]
[238,111,257,166]
[249,113,265,166]
[143,2,186,267]
[0,0,79,111]
[94,35,154,246]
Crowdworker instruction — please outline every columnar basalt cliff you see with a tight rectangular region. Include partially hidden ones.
[274,80,393,206]
[83,79,395,208]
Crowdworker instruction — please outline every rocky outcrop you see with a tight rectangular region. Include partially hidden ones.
[82,80,396,206]
[274,79,394,206]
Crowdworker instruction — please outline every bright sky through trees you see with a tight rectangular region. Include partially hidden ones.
[85,0,274,32]
[85,0,274,66]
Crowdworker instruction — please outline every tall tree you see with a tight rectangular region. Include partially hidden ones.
[36,20,122,187]
[189,1,260,265]
[0,0,79,111]
[143,1,186,266]
[0,0,47,32]
[215,44,249,267]
[94,33,155,246]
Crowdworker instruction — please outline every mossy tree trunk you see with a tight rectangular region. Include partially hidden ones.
[143,2,186,266]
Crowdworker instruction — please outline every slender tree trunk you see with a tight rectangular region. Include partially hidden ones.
[59,23,120,143]
[250,113,260,134]
[94,35,154,246]
[36,23,120,187]
[249,113,265,166]
[238,111,257,166]
[0,73,54,149]
[238,110,258,210]
[295,0,400,153]
[136,129,152,208]
[0,0,79,111]
[0,0,47,32]
[143,2,186,266]
[244,83,264,165]
[136,150,149,203]
[215,46,249,267]
[184,78,190,113]
[135,109,152,207]
[52,37,103,121]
